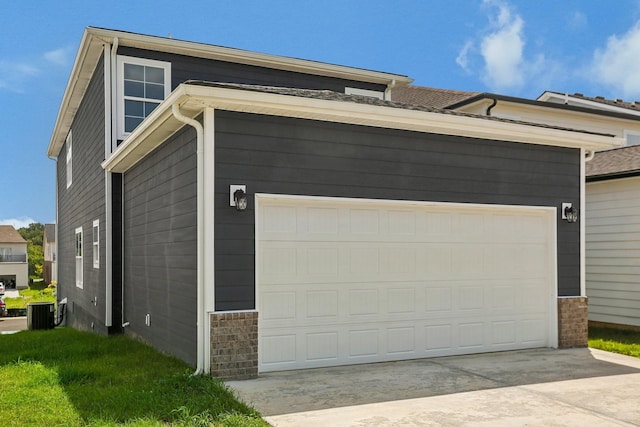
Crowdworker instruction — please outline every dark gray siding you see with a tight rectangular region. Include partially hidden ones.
[118,47,386,93]
[214,111,581,311]
[123,126,198,365]
[57,56,107,333]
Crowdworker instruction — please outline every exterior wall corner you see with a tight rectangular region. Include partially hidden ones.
[209,311,258,380]
[557,297,588,348]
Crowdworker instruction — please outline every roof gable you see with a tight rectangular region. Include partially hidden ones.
[48,27,412,158]
[0,225,27,244]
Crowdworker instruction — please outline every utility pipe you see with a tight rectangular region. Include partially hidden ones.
[171,104,205,375]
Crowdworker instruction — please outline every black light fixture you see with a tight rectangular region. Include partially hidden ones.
[562,203,578,223]
[230,185,248,211]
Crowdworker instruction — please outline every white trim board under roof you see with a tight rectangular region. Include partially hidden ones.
[47,27,412,158]
[102,82,624,174]
[538,91,640,116]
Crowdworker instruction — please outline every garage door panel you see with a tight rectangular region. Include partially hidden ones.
[258,197,555,372]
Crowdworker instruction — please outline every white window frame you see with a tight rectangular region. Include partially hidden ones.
[116,55,171,140]
[75,227,83,289]
[92,219,99,269]
[66,131,72,189]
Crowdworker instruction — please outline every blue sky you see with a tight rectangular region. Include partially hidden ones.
[2,0,640,227]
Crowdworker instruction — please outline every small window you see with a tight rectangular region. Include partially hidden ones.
[625,131,640,146]
[75,227,83,289]
[117,56,171,139]
[92,220,99,269]
[66,131,72,188]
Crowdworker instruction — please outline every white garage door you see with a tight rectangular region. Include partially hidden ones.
[257,195,557,372]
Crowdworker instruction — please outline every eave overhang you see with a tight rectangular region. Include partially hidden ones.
[102,83,624,174]
[47,27,412,158]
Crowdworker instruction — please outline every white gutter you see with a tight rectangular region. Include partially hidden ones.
[171,103,205,375]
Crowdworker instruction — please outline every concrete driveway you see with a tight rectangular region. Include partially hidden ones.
[227,348,640,426]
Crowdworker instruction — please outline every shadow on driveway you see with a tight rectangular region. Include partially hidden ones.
[227,348,640,425]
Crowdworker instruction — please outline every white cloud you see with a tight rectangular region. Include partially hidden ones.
[591,22,640,98]
[569,11,587,30]
[455,0,572,95]
[44,47,71,66]
[0,45,69,93]
[479,0,525,90]
[0,217,37,230]
[0,61,39,92]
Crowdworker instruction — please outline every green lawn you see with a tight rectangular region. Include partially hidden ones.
[588,326,640,358]
[4,283,57,309]
[0,328,268,426]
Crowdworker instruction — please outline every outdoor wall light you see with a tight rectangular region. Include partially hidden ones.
[562,202,578,223]
[230,185,248,211]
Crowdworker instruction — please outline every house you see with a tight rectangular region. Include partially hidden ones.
[585,146,640,329]
[43,224,57,284]
[395,87,640,331]
[0,225,28,289]
[47,27,622,379]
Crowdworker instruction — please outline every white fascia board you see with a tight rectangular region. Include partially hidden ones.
[538,91,640,117]
[103,84,624,173]
[47,30,105,158]
[88,27,412,86]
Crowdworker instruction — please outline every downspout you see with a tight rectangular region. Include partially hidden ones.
[579,149,597,299]
[584,150,595,162]
[384,79,397,101]
[171,103,205,375]
[486,98,498,116]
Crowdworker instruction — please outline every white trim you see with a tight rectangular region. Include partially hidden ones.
[256,192,558,214]
[104,45,113,327]
[116,55,171,140]
[538,92,640,117]
[102,84,624,173]
[66,131,72,188]
[580,149,586,297]
[92,219,100,269]
[203,107,216,373]
[212,309,258,315]
[345,87,384,100]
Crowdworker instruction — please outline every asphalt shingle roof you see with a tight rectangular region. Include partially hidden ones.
[586,145,640,178]
[0,225,26,244]
[391,85,480,109]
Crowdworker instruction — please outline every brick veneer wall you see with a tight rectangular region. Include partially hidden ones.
[558,297,588,348]
[210,311,258,380]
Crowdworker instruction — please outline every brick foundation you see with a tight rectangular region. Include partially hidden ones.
[210,311,258,380]
[557,297,588,348]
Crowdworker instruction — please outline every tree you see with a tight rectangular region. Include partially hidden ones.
[18,222,45,280]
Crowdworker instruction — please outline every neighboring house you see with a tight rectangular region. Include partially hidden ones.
[47,27,621,380]
[0,225,28,289]
[585,146,640,328]
[43,224,57,284]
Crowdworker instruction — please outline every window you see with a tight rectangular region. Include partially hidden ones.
[75,227,83,289]
[66,131,72,188]
[625,131,640,146]
[92,220,99,269]
[117,56,171,139]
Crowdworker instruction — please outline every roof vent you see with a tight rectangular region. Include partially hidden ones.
[574,93,584,97]
[596,96,605,100]
[616,98,624,103]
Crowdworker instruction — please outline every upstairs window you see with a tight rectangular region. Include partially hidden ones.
[66,131,72,188]
[117,56,171,140]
